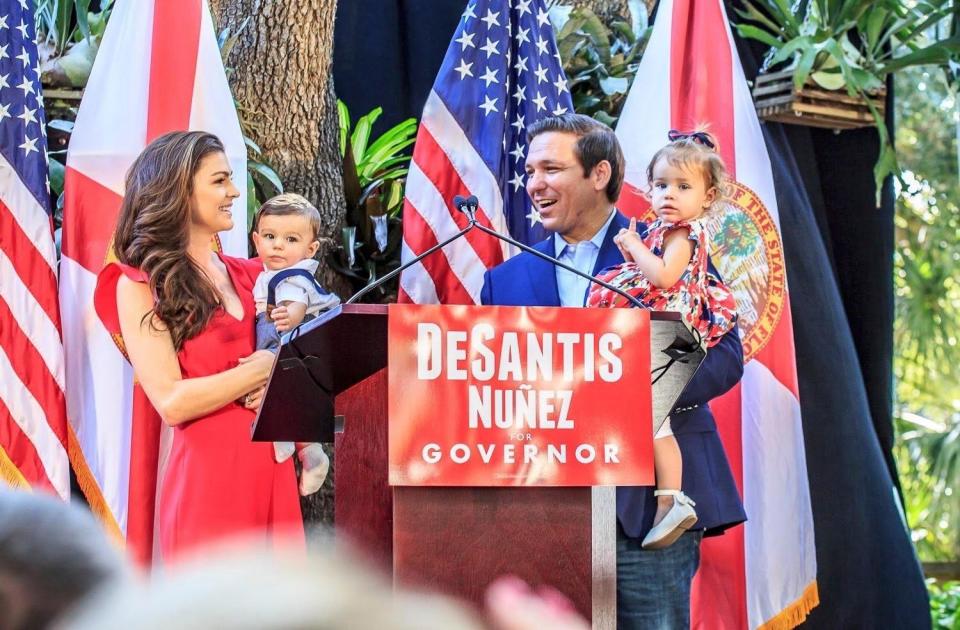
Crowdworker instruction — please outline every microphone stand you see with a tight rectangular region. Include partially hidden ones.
[345,222,474,305]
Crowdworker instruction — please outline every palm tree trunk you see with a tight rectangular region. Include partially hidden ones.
[209,0,344,534]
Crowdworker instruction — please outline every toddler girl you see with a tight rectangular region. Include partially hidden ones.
[587,129,737,549]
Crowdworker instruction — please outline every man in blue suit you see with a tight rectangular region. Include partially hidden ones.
[481,114,745,629]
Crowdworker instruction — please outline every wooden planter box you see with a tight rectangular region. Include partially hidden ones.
[753,69,885,130]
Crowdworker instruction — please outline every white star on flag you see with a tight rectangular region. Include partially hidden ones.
[533,92,547,111]
[15,19,27,38]
[510,171,526,192]
[0,44,8,60]
[19,135,38,155]
[509,143,525,162]
[16,47,29,66]
[16,76,33,95]
[517,0,532,16]
[17,105,36,124]
[534,64,548,83]
[537,8,550,27]
[512,84,526,103]
[0,15,8,29]
[455,59,474,79]
[480,66,499,87]
[455,31,475,50]
[481,9,500,28]
[479,95,498,115]
[516,55,529,72]
[0,72,9,88]
[551,104,569,115]
[463,3,477,20]
[535,37,549,56]
[526,208,542,226]
[554,76,568,94]
[0,102,10,122]
[515,26,530,45]
[480,37,500,57]
[511,114,525,133]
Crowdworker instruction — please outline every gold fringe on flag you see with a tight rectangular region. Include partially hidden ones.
[758,580,820,630]
[0,447,31,490]
[67,423,125,546]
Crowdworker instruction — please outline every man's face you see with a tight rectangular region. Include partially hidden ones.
[524,131,609,242]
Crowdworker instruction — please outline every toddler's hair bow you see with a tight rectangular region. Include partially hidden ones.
[667,129,716,149]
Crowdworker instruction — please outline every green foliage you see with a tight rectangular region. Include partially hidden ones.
[551,4,651,125]
[338,103,417,218]
[330,102,417,301]
[735,0,960,192]
[896,418,958,561]
[928,580,960,628]
[893,64,960,564]
[35,0,113,87]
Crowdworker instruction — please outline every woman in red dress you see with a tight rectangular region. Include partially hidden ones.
[94,131,305,561]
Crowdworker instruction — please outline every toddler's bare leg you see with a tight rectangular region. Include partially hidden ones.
[653,435,682,525]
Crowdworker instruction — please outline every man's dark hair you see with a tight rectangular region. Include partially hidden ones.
[526,113,625,202]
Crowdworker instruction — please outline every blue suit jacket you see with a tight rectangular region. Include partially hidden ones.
[480,211,746,538]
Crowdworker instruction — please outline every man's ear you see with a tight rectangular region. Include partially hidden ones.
[308,239,321,258]
[591,160,612,193]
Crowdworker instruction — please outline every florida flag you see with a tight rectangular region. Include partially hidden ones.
[60,0,247,563]
[615,0,819,627]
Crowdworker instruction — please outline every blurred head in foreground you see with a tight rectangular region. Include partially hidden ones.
[0,490,127,630]
[62,544,483,630]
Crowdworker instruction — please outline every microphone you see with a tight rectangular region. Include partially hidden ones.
[452,199,646,309]
[454,194,479,221]
[344,197,476,304]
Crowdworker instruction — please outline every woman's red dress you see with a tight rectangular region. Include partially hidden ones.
[95,254,305,562]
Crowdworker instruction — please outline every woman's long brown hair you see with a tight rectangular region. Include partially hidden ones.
[113,131,227,351]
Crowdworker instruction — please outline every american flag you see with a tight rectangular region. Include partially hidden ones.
[399,0,573,304]
[0,0,70,498]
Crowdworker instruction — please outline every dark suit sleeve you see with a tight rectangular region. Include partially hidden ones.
[673,324,744,409]
[480,269,493,306]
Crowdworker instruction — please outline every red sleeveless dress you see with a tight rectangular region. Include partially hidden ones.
[94,254,305,562]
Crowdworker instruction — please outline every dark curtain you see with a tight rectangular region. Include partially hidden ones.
[333,1,929,626]
[333,1,461,134]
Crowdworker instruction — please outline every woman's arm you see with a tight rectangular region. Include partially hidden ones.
[116,276,274,426]
[618,226,693,289]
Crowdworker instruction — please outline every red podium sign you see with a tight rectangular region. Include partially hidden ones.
[388,304,654,486]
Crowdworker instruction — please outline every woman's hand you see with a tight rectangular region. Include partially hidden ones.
[237,350,276,386]
[241,386,266,411]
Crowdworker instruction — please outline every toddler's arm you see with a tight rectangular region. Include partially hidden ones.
[271,301,307,332]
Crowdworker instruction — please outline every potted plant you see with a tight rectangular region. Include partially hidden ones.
[735,0,960,190]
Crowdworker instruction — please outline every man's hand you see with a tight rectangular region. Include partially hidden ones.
[270,301,308,332]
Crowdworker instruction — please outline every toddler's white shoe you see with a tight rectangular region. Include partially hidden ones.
[298,443,329,496]
[641,489,697,550]
[274,441,296,463]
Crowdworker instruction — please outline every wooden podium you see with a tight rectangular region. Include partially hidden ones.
[253,304,703,628]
